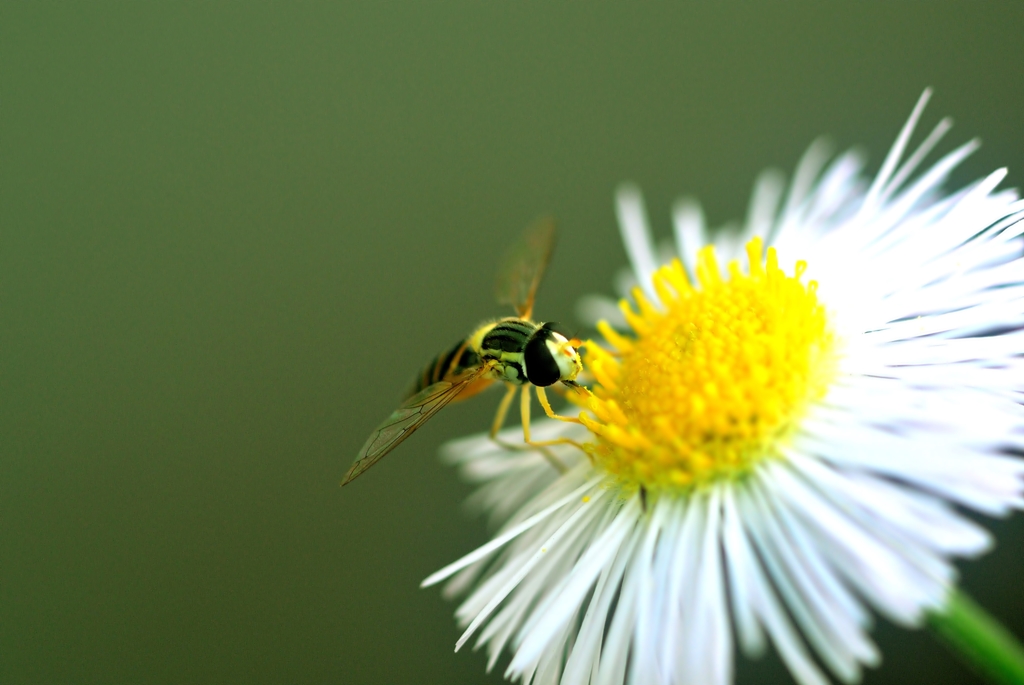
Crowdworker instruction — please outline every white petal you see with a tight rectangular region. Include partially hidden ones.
[879,115,953,204]
[738,480,866,682]
[422,477,603,588]
[560,498,643,683]
[672,197,707,279]
[723,487,830,685]
[857,88,932,220]
[509,500,636,672]
[721,485,766,656]
[455,488,609,651]
[742,168,786,244]
[616,183,660,302]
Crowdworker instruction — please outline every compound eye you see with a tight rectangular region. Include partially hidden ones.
[523,333,560,387]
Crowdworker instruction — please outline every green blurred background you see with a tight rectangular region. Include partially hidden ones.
[3,4,1023,684]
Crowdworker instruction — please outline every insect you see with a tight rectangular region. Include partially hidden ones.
[342,218,588,486]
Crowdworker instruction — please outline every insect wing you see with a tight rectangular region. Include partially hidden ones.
[495,217,555,319]
[341,367,487,485]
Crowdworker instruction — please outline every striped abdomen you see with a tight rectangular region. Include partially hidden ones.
[408,338,482,398]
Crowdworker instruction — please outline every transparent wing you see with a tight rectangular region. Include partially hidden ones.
[495,217,556,319]
[341,366,488,485]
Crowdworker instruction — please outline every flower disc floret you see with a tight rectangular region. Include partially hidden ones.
[582,236,836,490]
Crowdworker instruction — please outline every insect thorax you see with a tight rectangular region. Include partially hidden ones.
[477,318,537,385]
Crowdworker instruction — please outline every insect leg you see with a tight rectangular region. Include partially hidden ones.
[489,383,518,438]
[520,385,589,470]
[491,383,564,472]
[534,386,583,424]
[519,385,532,440]
[490,385,562,473]
[520,385,589,452]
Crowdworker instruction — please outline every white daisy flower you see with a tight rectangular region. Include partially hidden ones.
[422,89,1024,685]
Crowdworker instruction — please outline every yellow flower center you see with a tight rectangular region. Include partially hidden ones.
[580,237,837,491]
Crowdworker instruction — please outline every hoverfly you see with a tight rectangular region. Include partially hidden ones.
[342,218,588,486]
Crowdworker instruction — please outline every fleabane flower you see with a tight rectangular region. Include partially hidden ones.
[423,90,1024,685]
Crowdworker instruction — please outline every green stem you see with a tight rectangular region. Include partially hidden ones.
[927,588,1024,685]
